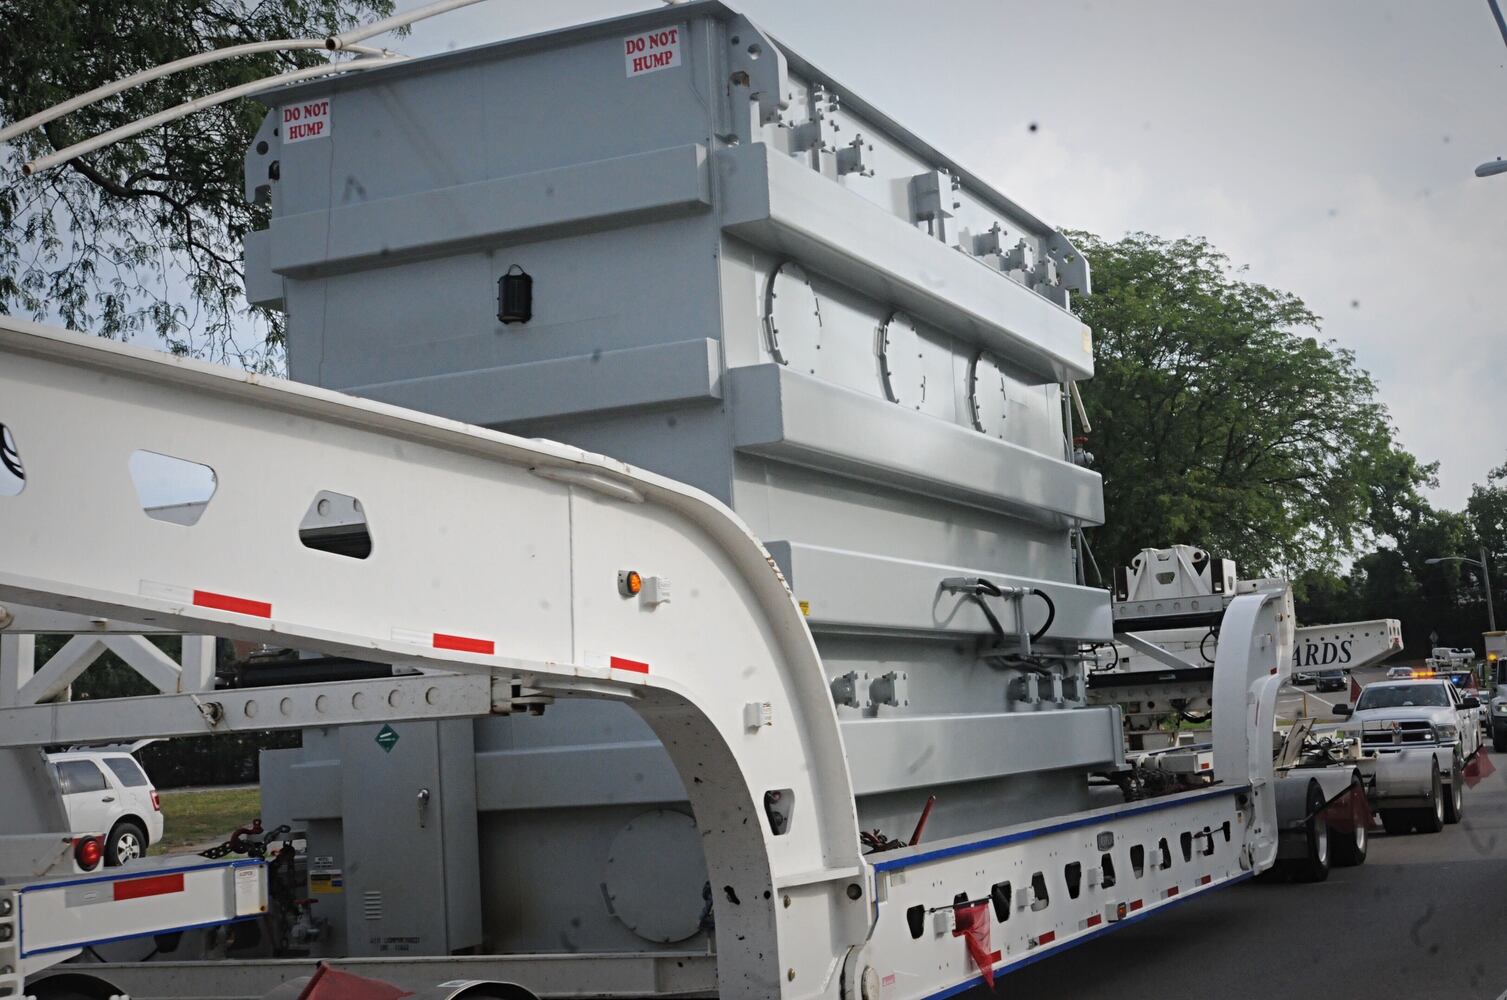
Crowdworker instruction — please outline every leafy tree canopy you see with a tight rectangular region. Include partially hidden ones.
[0,0,392,368]
[1072,231,1428,577]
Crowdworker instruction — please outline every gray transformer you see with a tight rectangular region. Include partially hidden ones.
[248,1,1119,960]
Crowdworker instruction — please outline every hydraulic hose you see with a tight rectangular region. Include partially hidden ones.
[1028,588,1056,643]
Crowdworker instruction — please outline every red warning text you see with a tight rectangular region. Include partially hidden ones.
[282,99,331,143]
[623,26,682,77]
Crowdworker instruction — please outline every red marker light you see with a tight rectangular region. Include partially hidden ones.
[74,835,103,871]
[150,789,162,812]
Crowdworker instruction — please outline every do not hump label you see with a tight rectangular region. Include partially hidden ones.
[624,25,683,77]
[282,98,331,143]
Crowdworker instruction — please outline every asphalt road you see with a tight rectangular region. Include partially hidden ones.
[994,730,1507,998]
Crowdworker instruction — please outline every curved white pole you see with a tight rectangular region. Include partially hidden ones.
[24,57,397,175]
[0,41,394,147]
[325,0,488,50]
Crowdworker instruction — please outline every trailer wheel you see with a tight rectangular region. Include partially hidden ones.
[1380,810,1412,835]
[1330,776,1368,867]
[1414,759,1445,834]
[1443,764,1465,825]
[1291,779,1331,883]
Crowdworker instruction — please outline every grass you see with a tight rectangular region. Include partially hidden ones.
[148,785,261,856]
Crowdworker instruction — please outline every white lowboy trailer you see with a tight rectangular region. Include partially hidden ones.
[1,318,1353,1000]
[1089,546,1441,847]
[0,4,1421,996]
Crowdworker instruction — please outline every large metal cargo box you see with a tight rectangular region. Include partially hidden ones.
[251,1,1119,958]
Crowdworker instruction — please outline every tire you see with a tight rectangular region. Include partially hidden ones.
[1380,810,1412,835]
[1292,780,1331,882]
[1444,765,1465,825]
[1495,726,1507,753]
[106,820,147,866]
[1415,761,1445,834]
[1331,777,1369,867]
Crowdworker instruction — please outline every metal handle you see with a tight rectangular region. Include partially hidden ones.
[416,787,430,828]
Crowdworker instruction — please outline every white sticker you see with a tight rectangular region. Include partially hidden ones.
[624,25,683,77]
[233,864,265,916]
[282,98,332,143]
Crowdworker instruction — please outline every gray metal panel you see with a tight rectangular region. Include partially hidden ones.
[733,457,1073,584]
[337,721,481,956]
[351,338,722,428]
[729,363,1104,526]
[258,748,340,821]
[242,229,281,309]
[268,144,712,276]
[842,709,1122,796]
[285,215,723,391]
[267,17,722,218]
[765,540,1114,643]
[717,144,1093,381]
[474,743,686,811]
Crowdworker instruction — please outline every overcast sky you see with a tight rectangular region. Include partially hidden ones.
[385,0,1507,510]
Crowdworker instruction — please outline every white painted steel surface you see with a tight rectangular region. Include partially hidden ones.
[0,318,864,998]
[16,857,266,966]
[0,320,1292,998]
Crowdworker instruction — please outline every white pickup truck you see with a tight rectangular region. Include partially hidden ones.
[1334,678,1481,831]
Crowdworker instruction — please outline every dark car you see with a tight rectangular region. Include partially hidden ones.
[1314,669,1347,692]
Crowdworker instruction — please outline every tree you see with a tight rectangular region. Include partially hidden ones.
[1071,231,1422,577]
[1467,458,1507,601]
[0,0,392,368]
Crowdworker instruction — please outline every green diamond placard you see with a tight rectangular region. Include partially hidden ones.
[375,724,400,753]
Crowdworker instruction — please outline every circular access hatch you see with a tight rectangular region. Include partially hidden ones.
[603,809,708,943]
[878,312,926,408]
[764,262,824,375]
[968,351,1011,438]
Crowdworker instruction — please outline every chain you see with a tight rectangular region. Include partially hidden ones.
[200,819,291,859]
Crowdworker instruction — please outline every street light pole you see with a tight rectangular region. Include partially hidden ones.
[1425,550,1498,633]
[1482,544,1498,632]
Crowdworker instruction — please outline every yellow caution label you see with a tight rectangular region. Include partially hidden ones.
[309,872,344,894]
[798,600,810,616]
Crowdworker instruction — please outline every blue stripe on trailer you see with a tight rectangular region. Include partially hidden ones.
[871,784,1249,873]
[17,856,261,894]
[919,870,1257,999]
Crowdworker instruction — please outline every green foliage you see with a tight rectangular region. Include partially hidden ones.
[149,785,261,854]
[1467,460,1507,588]
[1292,489,1502,653]
[1072,231,1418,576]
[0,0,392,368]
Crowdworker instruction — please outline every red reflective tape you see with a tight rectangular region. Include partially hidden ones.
[1085,914,1102,928]
[1199,874,1212,885]
[1036,931,1056,946]
[433,633,495,655]
[1129,899,1143,911]
[113,872,184,901]
[610,656,650,674]
[193,589,271,618]
[1199,761,1211,770]
[1166,886,1179,897]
